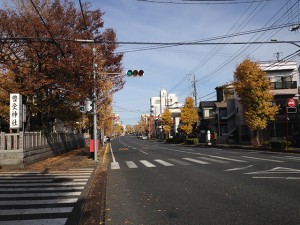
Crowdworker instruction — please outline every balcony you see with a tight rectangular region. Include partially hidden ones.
[270,81,297,90]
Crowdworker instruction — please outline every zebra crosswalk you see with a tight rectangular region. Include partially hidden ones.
[110,153,295,170]
[110,155,246,170]
[0,168,94,225]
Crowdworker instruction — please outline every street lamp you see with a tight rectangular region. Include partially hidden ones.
[270,39,300,49]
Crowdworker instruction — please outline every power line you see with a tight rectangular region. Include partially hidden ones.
[137,0,271,5]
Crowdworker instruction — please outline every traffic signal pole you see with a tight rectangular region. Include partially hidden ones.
[92,47,98,162]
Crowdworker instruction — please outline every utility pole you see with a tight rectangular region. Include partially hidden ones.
[92,47,98,162]
[274,52,282,61]
[193,74,198,107]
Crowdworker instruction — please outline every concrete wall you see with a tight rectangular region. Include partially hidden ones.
[0,132,86,168]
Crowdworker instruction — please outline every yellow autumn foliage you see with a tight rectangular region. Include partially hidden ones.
[161,108,173,136]
[180,97,198,135]
[233,59,278,144]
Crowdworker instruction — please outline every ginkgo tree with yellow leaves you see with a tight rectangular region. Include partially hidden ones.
[233,59,278,146]
[180,97,199,136]
[161,108,173,139]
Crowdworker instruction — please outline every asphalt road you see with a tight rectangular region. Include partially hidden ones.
[105,135,300,225]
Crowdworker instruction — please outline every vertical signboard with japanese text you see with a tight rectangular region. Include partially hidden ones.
[10,93,22,129]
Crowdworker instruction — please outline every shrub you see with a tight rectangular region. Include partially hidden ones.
[185,138,199,145]
[262,141,271,149]
[269,141,286,151]
[165,138,174,143]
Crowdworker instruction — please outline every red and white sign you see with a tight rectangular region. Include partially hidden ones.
[287,98,296,107]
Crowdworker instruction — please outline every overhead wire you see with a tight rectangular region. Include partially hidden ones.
[180,0,268,98]
[137,0,271,5]
[195,1,297,87]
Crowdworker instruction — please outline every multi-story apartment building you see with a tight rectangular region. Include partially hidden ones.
[149,89,182,138]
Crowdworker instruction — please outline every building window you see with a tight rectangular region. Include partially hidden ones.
[271,76,296,89]
[204,108,214,118]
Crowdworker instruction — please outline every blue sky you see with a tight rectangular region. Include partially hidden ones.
[12,0,300,125]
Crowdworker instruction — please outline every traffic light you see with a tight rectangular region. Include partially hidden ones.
[126,70,144,77]
[79,101,86,113]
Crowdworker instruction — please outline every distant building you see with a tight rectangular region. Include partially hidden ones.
[150,89,182,138]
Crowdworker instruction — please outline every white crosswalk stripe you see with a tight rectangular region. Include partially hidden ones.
[242,156,283,162]
[208,155,247,162]
[0,168,93,225]
[168,158,192,165]
[182,158,210,164]
[126,161,138,168]
[154,159,174,167]
[140,160,156,167]
[197,157,229,164]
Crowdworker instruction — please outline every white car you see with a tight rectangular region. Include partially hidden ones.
[141,135,147,140]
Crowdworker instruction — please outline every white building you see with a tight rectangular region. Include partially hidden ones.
[150,89,182,137]
[150,89,181,116]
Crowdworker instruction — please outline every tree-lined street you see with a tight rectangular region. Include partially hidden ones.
[106,135,300,225]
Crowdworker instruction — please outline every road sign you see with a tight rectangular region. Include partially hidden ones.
[287,98,295,107]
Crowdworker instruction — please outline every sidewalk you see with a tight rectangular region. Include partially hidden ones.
[0,146,101,172]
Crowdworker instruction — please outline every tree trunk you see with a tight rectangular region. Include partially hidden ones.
[251,130,262,147]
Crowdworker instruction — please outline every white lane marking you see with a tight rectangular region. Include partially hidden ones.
[0,175,90,179]
[198,157,229,164]
[284,156,300,161]
[73,179,89,182]
[140,150,148,155]
[154,159,174,167]
[209,155,247,162]
[0,172,91,175]
[110,143,117,163]
[252,177,300,180]
[111,162,120,170]
[245,167,300,175]
[182,158,210,164]
[0,179,53,183]
[0,207,73,215]
[168,158,191,166]
[139,160,156,168]
[0,218,67,225]
[0,186,84,192]
[242,156,283,162]
[0,198,78,205]
[0,182,86,187]
[0,192,81,198]
[224,165,253,172]
[126,161,138,168]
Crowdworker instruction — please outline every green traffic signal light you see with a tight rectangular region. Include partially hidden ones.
[126,70,144,77]
[126,70,133,76]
